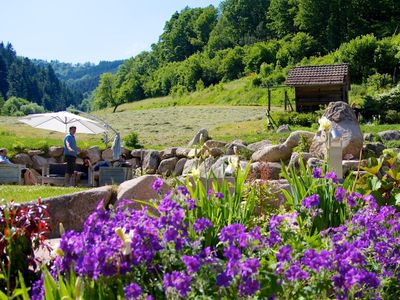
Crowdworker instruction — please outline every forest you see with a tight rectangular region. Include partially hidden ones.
[0,0,399,114]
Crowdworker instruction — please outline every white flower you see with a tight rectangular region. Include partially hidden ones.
[115,227,134,256]
[318,116,332,132]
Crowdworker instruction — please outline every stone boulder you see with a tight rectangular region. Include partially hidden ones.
[142,150,161,174]
[249,162,282,180]
[310,101,363,159]
[226,141,252,156]
[41,186,113,238]
[31,155,48,171]
[251,144,292,163]
[204,140,227,149]
[131,149,145,158]
[276,124,290,133]
[12,153,33,166]
[48,146,64,158]
[208,147,224,158]
[176,147,192,158]
[378,130,400,141]
[101,148,113,161]
[288,152,314,169]
[342,160,367,176]
[160,148,177,160]
[362,142,386,158]
[116,175,170,212]
[28,150,44,156]
[158,157,178,176]
[284,131,315,149]
[363,133,374,142]
[307,158,324,169]
[188,128,209,146]
[174,158,187,176]
[86,146,101,163]
[247,140,272,152]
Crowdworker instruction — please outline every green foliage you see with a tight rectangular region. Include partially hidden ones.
[273,111,317,127]
[359,149,400,209]
[184,158,256,246]
[0,96,45,116]
[362,84,400,122]
[123,132,142,149]
[280,157,353,234]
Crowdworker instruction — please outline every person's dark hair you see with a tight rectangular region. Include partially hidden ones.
[120,154,127,159]
[69,126,76,130]
[83,156,90,160]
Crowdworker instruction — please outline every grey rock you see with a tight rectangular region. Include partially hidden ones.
[226,141,252,156]
[209,147,225,157]
[363,133,374,142]
[378,130,400,141]
[117,175,170,209]
[158,157,178,176]
[31,155,48,171]
[28,150,44,156]
[251,144,292,162]
[276,124,291,133]
[101,148,113,161]
[204,140,227,148]
[39,186,113,238]
[307,158,324,169]
[142,150,161,174]
[176,147,192,158]
[247,140,272,152]
[48,146,64,158]
[362,143,386,158]
[288,152,314,169]
[284,131,315,149]
[131,149,145,158]
[160,147,177,160]
[342,160,367,176]
[310,101,363,159]
[188,128,209,146]
[12,153,33,166]
[86,146,101,163]
[174,158,187,176]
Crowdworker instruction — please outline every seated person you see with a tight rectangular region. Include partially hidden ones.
[74,156,92,186]
[92,159,112,186]
[0,148,38,185]
[113,154,132,167]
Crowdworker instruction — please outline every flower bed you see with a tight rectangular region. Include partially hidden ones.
[1,150,400,299]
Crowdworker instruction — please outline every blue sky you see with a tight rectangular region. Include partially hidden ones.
[1,0,222,64]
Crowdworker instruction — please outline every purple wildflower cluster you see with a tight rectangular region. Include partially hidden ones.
[217,224,263,296]
[275,204,400,299]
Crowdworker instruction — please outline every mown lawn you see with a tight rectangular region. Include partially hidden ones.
[0,185,88,204]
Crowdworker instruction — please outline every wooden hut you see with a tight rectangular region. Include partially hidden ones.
[285,63,350,112]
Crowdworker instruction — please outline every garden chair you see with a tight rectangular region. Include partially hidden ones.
[0,164,24,184]
[98,167,133,186]
[41,163,93,186]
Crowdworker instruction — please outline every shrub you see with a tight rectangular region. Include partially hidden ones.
[273,111,317,127]
[0,200,49,295]
[124,132,142,149]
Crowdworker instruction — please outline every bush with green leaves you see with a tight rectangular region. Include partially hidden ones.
[1,96,45,116]
[362,84,400,122]
[273,111,317,127]
[123,132,142,149]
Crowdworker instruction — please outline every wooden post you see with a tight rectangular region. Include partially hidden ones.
[284,90,287,111]
[266,85,274,130]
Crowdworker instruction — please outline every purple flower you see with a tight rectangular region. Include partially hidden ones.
[241,258,260,277]
[312,167,322,178]
[192,217,213,234]
[152,177,164,192]
[186,198,196,210]
[216,271,232,287]
[285,262,309,281]
[223,245,241,261]
[335,186,347,203]
[239,278,260,296]
[219,224,247,243]
[302,194,320,208]
[276,245,292,262]
[163,271,192,297]
[124,282,142,300]
[325,171,338,183]
[182,255,201,273]
[177,185,189,196]
[207,188,214,199]
[215,192,224,199]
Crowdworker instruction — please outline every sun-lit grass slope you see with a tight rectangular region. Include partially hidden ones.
[0,185,87,203]
[103,77,295,112]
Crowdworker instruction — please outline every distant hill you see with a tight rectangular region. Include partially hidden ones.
[34,59,124,99]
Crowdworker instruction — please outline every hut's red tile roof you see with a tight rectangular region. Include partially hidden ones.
[285,64,348,86]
